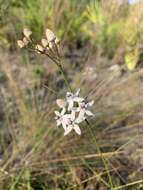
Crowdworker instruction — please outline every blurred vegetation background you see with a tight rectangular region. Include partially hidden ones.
[1,0,143,189]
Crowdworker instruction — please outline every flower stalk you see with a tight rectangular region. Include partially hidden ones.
[17,28,94,136]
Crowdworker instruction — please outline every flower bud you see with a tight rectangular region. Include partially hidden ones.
[49,42,54,49]
[41,38,48,47]
[45,28,56,42]
[56,99,66,108]
[35,44,44,52]
[23,28,32,38]
[55,37,60,45]
[17,40,25,48]
[46,46,50,50]
[23,37,29,46]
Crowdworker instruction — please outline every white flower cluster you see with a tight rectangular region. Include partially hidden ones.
[55,89,94,136]
[17,28,32,48]
[35,29,60,53]
[17,28,60,58]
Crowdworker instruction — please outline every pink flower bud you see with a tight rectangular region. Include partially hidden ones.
[23,28,32,38]
[23,37,29,46]
[56,99,67,108]
[41,38,48,47]
[35,44,44,52]
[45,29,56,42]
[17,40,25,48]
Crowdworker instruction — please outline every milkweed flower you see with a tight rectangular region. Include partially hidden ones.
[64,111,82,135]
[66,89,84,111]
[41,38,48,47]
[46,28,56,42]
[35,44,44,53]
[55,89,94,135]
[76,100,94,122]
[55,108,71,131]
[23,28,32,38]
[17,40,25,48]
[56,99,67,108]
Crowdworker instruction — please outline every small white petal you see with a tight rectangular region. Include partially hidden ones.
[64,125,73,136]
[85,110,94,116]
[70,110,75,121]
[73,124,81,135]
[76,113,86,123]
[57,120,61,126]
[68,101,74,111]
[62,115,71,125]
[75,88,80,96]
[61,108,66,115]
[87,100,94,107]
[73,107,79,112]
[55,111,60,116]
[79,109,85,117]
[75,109,86,123]
[74,97,84,102]
[66,92,73,99]
[62,122,67,131]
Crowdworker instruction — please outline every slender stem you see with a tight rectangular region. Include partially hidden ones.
[86,120,114,189]
[30,43,72,92]
[44,52,73,92]
[58,63,73,92]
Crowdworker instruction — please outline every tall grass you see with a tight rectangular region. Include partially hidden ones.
[84,0,143,70]
[9,0,88,43]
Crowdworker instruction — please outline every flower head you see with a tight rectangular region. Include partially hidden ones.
[46,29,56,42]
[55,89,94,136]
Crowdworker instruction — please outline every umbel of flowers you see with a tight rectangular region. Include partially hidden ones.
[55,89,94,136]
[17,28,60,63]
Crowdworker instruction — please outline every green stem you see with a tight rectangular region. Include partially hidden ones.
[86,120,114,189]
[58,63,73,92]
[45,53,73,92]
